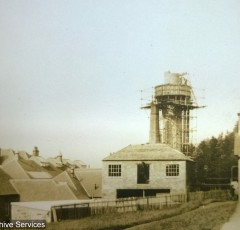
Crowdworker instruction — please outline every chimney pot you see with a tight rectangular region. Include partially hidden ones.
[32,146,39,156]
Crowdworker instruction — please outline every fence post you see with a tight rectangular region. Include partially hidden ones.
[51,208,58,222]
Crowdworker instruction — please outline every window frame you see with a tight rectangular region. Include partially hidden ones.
[166,164,179,177]
[108,164,122,177]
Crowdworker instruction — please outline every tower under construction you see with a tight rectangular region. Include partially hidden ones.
[143,71,202,155]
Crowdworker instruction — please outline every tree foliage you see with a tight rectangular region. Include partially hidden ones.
[194,132,238,184]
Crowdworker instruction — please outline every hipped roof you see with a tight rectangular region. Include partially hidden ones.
[103,144,192,161]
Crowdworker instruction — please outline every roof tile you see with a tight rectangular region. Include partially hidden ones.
[103,144,192,161]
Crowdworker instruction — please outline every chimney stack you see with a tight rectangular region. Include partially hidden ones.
[57,152,63,163]
[32,146,39,157]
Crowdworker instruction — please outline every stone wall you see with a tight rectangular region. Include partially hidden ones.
[102,160,187,199]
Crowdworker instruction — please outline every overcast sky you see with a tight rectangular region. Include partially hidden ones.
[0,0,240,167]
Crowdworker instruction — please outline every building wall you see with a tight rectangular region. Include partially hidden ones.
[11,205,51,222]
[0,195,20,221]
[102,160,187,199]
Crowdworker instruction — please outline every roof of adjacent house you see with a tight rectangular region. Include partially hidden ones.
[30,156,50,165]
[10,179,78,202]
[2,160,30,179]
[62,159,75,167]
[27,171,52,179]
[53,171,89,199]
[73,160,87,168]
[47,158,64,168]
[18,159,64,177]
[18,159,47,172]
[74,169,102,198]
[0,149,16,165]
[103,144,192,161]
[54,171,77,190]
[0,168,19,195]
[69,175,90,199]
[17,151,30,160]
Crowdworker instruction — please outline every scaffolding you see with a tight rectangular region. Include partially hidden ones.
[142,71,204,155]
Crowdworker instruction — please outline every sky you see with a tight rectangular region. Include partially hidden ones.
[0,0,240,167]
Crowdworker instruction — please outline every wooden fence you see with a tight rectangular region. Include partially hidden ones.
[90,193,186,215]
[51,190,230,222]
[51,203,91,222]
[188,190,230,202]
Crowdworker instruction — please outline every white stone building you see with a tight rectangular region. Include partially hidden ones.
[102,143,194,199]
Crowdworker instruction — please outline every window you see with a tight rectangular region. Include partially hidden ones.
[108,164,121,177]
[137,162,149,184]
[166,164,179,176]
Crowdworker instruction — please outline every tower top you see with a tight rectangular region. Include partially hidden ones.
[164,71,188,85]
[144,71,204,154]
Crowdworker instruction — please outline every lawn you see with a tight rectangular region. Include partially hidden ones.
[127,201,236,230]
[46,200,237,230]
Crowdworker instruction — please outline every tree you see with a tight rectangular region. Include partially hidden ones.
[194,132,237,186]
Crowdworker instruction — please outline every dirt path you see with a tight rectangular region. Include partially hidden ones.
[125,201,236,230]
[221,201,240,230]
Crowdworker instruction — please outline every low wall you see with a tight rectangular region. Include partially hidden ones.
[11,204,51,223]
[12,190,230,223]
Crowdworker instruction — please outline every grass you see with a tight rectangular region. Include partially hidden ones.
[128,201,236,230]
[46,200,237,230]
